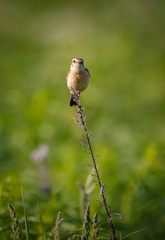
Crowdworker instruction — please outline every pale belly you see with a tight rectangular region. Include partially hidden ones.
[67,70,89,93]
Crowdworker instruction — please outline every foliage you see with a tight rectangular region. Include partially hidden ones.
[0,0,165,239]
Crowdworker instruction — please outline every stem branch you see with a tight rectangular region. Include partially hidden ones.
[75,95,116,240]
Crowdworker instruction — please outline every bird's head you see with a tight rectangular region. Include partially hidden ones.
[71,58,84,71]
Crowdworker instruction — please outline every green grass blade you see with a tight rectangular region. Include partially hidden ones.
[21,187,30,240]
[122,227,148,239]
[37,203,46,240]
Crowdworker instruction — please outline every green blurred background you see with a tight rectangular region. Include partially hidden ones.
[0,0,165,239]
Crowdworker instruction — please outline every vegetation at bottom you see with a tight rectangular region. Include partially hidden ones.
[0,0,165,239]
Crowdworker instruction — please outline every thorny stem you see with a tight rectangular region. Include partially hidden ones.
[74,92,116,240]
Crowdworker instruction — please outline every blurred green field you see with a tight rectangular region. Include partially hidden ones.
[0,0,165,239]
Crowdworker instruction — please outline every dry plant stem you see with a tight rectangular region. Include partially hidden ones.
[77,102,116,240]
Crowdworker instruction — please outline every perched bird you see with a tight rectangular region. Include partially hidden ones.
[66,58,90,106]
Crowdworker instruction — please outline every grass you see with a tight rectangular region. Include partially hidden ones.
[21,188,30,240]
[37,203,46,240]
[0,0,165,239]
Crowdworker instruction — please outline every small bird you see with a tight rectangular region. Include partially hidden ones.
[66,58,90,106]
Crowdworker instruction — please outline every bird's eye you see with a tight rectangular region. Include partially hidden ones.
[72,60,76,63]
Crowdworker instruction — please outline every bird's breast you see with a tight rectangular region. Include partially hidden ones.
[67,70,89,92]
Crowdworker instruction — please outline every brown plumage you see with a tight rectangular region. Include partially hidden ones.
[66,58,90,106]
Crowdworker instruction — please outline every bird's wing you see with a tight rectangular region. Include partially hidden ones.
[66,69,71,80]
[85,68,90,78]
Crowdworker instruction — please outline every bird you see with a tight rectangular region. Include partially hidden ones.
[66,58,90,106]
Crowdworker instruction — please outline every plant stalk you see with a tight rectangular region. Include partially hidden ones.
[76,102,116,240]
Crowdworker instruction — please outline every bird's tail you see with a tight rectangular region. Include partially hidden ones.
[70,93,79,106]
[70,95,77,106]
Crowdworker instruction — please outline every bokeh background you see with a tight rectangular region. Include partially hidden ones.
[0,0,165,239]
